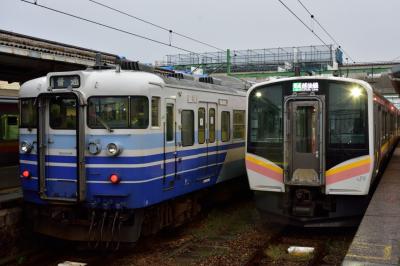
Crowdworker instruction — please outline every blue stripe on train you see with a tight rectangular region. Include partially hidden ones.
[19,142,244,165]
[20,141,241,207]
[22,162,229,208]
[26,153,226,181]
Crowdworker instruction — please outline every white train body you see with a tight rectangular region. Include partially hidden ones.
[246,76,399,225]
[19,68,246,241]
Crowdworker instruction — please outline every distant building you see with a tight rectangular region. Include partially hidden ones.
[0,81,20,90]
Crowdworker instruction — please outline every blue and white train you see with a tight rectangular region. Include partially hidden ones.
[19,66,246,243]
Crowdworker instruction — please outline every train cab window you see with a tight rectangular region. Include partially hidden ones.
[233,110,245,140]
[247,84,283,166]
[248,85,283,144]
[198,108,205,144]
[221,111,230,142]
[166,104,174,141]
[131,97,149,129]
[88,97,129,129]
[328,83,367,148]
[20,98,37,128]
[50,96,77,130]
[181,110,194,146]
[209,108,216,143]
[151,97,160,127]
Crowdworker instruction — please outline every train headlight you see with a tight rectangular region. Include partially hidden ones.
[20,141,33,154]
[350,87,362,98]
[87,142,101,155]
[106,143,122,156]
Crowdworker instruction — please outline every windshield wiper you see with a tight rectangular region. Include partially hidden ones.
[95,115,114,133]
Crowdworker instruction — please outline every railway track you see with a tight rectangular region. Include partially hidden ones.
[3,198,356,266]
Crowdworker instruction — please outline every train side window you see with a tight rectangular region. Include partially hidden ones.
[198,108,205,144]
[151,97,160,127]
[233,110,245,140]
[20,98,37,128]
[209,108,215,143]
[181,110,194,146]
[131,97,149,129]
[0,115,18,140]
[221,111,230,142]
[166,104,174,141]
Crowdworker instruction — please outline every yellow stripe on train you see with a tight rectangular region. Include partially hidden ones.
[245,154,283,174]
[326,157,371,177]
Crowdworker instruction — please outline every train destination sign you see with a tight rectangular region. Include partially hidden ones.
[50,75,80,89]
[292,82,319,92]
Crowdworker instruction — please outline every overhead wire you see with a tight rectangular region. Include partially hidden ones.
[276,0,330,48]
[87,0,226,52]
[296,0,355,63]
[20,0,201,55]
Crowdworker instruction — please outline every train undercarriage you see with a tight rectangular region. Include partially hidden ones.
[25,177,248,247]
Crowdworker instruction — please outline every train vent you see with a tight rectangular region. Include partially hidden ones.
[199,77,214,84]
[120,60,140,71]
[167,73,195,81]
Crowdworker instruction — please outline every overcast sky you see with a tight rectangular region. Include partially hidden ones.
[1,0,399,64]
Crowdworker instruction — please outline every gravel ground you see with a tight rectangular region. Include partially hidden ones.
[11,197,356,266]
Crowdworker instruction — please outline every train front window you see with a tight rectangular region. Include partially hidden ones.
[88,97,129,129]
[20,98,37,128]
[248,84,283,165]
[130,97,149,129]
[328,83,367,147]
[49,96,77,130]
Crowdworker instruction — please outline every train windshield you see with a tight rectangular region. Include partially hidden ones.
[20,98,37,128]
[248,84,283,165]
[328,83,367,147]
[49,96,77,130]
[88,96,149,129]
[247,80,369,167]
[88,97,129,129]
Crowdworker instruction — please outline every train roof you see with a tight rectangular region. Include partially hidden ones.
[247,76,399,112]
[247,76,374,96]
[160,75,246,95]
[20,69,246,98]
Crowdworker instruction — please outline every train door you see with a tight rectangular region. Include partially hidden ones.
[284,98,324,185]
[207,103,218,179]
[37,93,85,202]
[197,102,218,182]
[163,98,177,190]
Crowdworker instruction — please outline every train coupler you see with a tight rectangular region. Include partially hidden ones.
[291,189,316,217]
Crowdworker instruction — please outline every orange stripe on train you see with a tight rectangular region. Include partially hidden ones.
[245,154,283,182]
[326,156,371,185]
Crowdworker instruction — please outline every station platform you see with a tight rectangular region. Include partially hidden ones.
[343,147,400,265]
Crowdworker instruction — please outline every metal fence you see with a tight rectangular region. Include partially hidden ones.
[159,45,337,74]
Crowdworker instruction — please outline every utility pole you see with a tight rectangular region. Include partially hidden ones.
[227,49,231,75]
